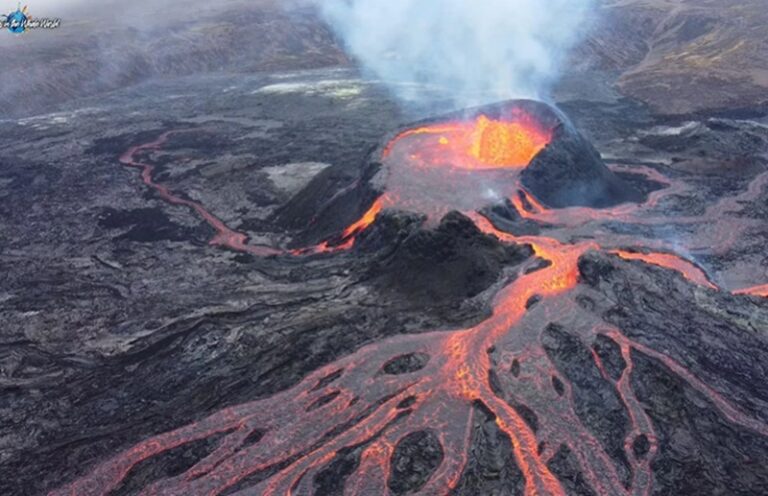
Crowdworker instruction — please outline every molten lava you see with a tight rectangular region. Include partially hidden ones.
[735,284,768,298]
[384,109,552,170]
[611,250,717,289]
[342,196,386,239]
[470,115,551,167]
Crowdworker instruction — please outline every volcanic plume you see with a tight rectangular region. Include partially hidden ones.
[316,0,595,105]
[49,99,768,496]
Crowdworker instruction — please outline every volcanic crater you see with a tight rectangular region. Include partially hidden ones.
[282,100,656,252]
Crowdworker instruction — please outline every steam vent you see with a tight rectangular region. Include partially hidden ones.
[280,99,647,247]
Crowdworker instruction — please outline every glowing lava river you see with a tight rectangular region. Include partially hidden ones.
[53,104,768,495]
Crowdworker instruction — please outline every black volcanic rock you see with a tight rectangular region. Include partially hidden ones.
[570,251,768,494]
[363,211,533,306]
[354,209,426,254]
[522,118,645,208]
[5,65,768,496]
[388,431,444,494]
[452,402,526,495]
[480,198,544,236]
[97,207,212,243]
[542,323,632,486]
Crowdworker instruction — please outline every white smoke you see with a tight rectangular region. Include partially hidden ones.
[316,0,595,106]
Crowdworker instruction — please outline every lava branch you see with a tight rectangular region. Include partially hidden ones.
[293,196,390,255]
[734,284,768,298]
[590,335,658,496]
[119,130,281,256]
[609,250,716,289]
[51,230,579,496]
[121,130,388,256]
[54,210,768,496]
[604,330,768,438]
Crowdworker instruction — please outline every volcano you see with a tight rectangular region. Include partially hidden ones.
[280,100,651,250]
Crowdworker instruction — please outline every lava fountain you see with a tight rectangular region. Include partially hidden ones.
[382,108,552,170]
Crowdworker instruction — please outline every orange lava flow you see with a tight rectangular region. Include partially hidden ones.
[511,188,547,218]
[119,131,281,256]
[120,129,388,258]
[56,200,766,496]
[734,284,768,297]
[611,250,717,290]
[343,196,385,238]
[293,195,389,255]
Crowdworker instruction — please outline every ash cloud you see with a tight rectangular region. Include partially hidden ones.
[316,0,595,107]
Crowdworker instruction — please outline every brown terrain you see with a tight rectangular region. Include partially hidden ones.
[580,0,768,114]
[0,0,348,117]
[2,0,766,117]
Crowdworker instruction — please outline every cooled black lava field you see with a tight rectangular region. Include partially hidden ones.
[2,69,768,496]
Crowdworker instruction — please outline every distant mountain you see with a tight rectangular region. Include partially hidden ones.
[0,2,348,117]
[2,0,765,117]
[577,0,768,114]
